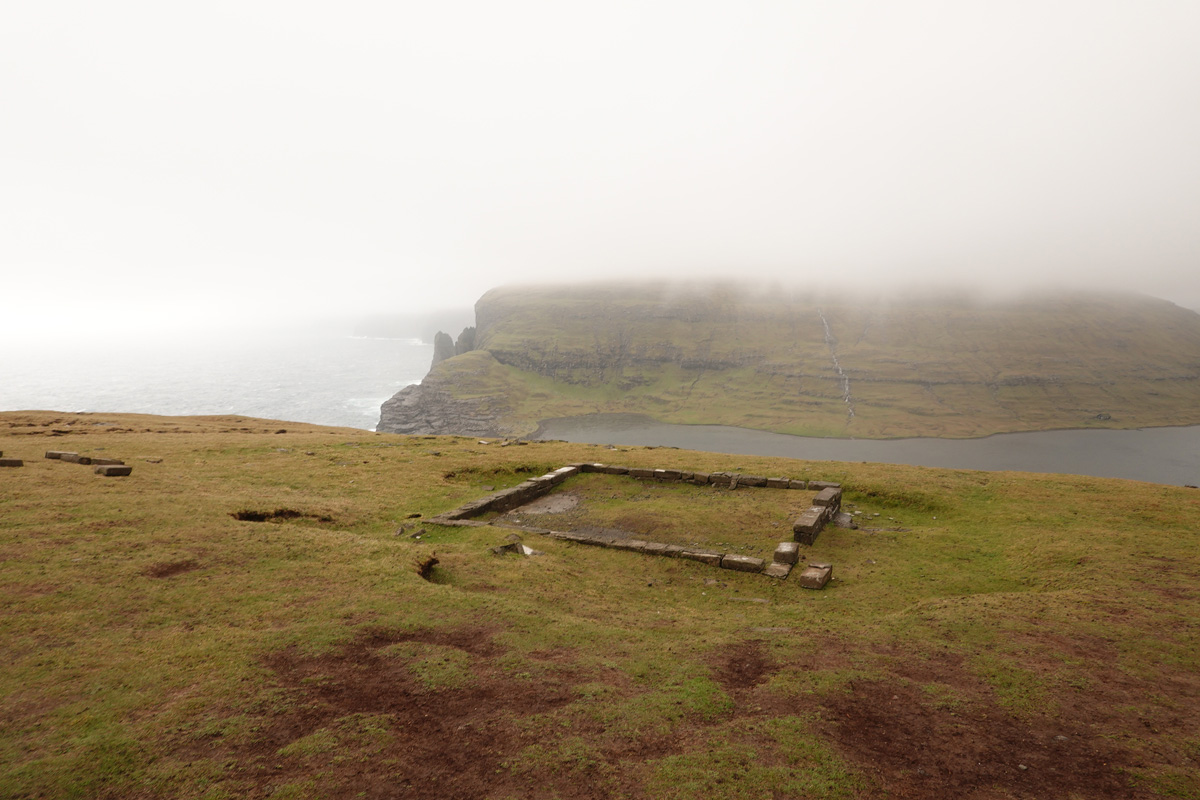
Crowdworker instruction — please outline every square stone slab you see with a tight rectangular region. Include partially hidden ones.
[720,554,765,573]
[798,563,833,589]
[792,507,828,545]
[773,541,800,564]
[813,486,842,509]
[763,562,792,579]
[679,549,723,566]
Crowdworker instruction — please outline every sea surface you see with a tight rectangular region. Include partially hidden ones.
[0,329,432,431]
[536,413,1200,486]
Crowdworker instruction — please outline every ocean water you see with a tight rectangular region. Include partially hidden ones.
[0,329,432,431]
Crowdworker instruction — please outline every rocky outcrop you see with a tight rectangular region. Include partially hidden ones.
[454,327,476,355]
[430,331,455,370]
[378,382,511,437]
[377,355,516,436]
[380,324,501,435]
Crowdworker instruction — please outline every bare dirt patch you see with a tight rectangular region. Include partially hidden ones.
[204,627,620,799]
[230,508,334,523]
[712,640,775,691]
[820,655,1146,800]
[510,492,581,514]
[144,560,200,578]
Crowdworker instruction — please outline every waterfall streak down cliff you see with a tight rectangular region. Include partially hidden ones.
[818,309,855,421]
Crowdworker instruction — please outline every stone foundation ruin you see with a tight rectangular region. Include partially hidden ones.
[431,462,843,584]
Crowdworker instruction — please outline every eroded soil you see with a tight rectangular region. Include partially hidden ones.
[183,632,1167,799]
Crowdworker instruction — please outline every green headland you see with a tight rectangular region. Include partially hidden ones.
[380,283,1200,439]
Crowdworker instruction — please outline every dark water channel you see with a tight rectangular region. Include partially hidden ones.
[534,414,1200,486]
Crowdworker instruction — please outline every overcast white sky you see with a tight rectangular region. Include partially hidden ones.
[4,1,1200,336]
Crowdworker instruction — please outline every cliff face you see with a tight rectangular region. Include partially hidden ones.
[378,328,518,437]
[380,282,1200,439]
[377,375,511,437]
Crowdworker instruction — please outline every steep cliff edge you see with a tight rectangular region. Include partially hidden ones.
[378,331,521,436]
[380,283,1200,438]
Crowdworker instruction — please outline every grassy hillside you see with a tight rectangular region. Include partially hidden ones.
[420,282,1200,438]
[2,410,1199,798]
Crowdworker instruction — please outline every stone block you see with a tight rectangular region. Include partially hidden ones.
[517,485,551,503]
[808,481,842,491]
[773,541,800,565]
[91,458,125,466]
[546,466,578,484]
[788,479,808,490]
[653,469,682,481]
[766,477,790,489]
[549,530,599,543]
[720,554,765,573]
[813,487,842,512]
[690,472,710,484]
[45,451,72,460]
[798,562,832,589]
[679,548,723,565]
[642,542,669,556]
[95,465,132,476]
[0,458,23,468]
[661,544,686,558]
[60,453,92,465]
[630,467,654,479]
[832,511,857,529]
[792,507,828,545]
[598,464,629,474]
[763,562,792,579]
[611,539,649,552]
[740,475,767,487]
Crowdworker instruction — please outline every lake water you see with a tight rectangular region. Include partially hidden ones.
[0,329,432,431]
[535,413,1200,486]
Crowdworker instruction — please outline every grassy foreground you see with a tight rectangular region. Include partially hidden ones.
[3,410,1199,799]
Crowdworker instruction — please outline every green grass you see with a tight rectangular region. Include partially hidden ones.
[2,409,1200,798]
[483,472,811,557]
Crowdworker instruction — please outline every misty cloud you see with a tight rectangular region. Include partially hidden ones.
[3,0,1199,335]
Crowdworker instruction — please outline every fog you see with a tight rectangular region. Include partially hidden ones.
[4,1,1200,343]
